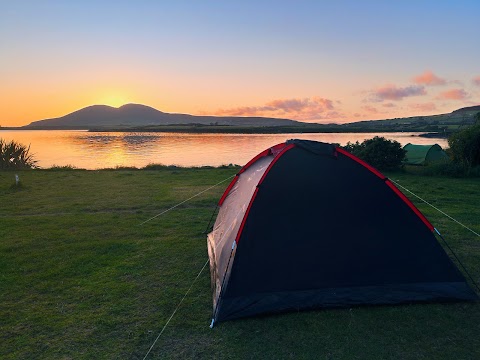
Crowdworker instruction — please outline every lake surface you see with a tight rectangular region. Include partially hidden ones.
[0,130,447,169]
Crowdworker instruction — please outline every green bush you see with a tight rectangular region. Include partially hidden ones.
[142,163,179,170]
[47,165,78,171]
[0,138,37,169]
[448,121,480,168]
[343,136,406,170]
[419,160,480,177]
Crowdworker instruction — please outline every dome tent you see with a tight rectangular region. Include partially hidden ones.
[207,140,477,326]
[403,143,448,165]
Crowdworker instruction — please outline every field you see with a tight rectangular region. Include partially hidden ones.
[1,168,479,359]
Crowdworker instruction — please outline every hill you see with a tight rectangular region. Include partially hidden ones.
[452,105,480,114]
[25,104,302,129]
[345,105,480,131]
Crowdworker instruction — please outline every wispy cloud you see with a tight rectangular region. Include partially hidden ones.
[382,103,396,108]
[473,76,480,86]
[212,97,341,121]
[413,71,446,86]
[436,88,468,100]
[410,102,437,112]
[361,105,379,114]
[371,84,426,102]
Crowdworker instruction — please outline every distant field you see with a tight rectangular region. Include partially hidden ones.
[1,168,479,359]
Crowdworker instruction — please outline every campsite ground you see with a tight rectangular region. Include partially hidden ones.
[1,168,479,359]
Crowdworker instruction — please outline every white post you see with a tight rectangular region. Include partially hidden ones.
[15,174,19,186]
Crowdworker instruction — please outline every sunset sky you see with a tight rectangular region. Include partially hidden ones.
[1,0,479,126]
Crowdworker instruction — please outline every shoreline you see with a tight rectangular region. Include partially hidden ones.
[1,126,448,137]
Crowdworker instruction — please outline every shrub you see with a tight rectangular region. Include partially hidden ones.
[47,165,78,171]
[448,122,480,168]
[414,160,480,178]
[343,136,406,170]
[0,138,37,169]
[143,163,179,170]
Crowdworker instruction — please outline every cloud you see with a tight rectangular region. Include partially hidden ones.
[213,97,341,121]
[361,105,379,114]
[266,97,333,113]
[214,106,262,117]
[473,76,480,86]
[410,102,437,112]
[436,88,468,100]
[371,84,426,101]
[413,71,446,86]
[382,103,396,108]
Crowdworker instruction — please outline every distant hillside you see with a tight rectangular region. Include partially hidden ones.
[451,105,480,114]
[25,104,302,129]
[344,104,480,130]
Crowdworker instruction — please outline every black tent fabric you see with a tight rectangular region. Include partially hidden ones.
[207,140,477,325]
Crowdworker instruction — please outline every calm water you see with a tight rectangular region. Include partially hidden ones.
[0,130,447,169]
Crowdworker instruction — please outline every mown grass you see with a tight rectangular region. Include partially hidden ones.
[1,169,479,359]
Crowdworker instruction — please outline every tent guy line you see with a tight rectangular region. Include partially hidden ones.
[138,174,235,226]
[139,174,234,358]
[434,228,480,293]
[391,179,480,238]
[142,258,210,360]
[392,178,480,293]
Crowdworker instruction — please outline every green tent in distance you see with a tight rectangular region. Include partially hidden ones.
[403,143,448,165]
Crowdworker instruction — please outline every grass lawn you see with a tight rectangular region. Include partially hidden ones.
[1,168,479,359]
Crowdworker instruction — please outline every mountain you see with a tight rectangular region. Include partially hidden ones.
[25,104,302,129]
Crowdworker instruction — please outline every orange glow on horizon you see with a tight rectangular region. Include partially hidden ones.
[0,85,142,126]
[97,94,131,108]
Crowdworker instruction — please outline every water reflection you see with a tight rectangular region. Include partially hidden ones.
[0,130,448,169]
[123,134,160,146]
[76,134,116,146]
[75,133,161,150]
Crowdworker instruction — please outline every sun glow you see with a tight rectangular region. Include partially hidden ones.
[98,94,130,108]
